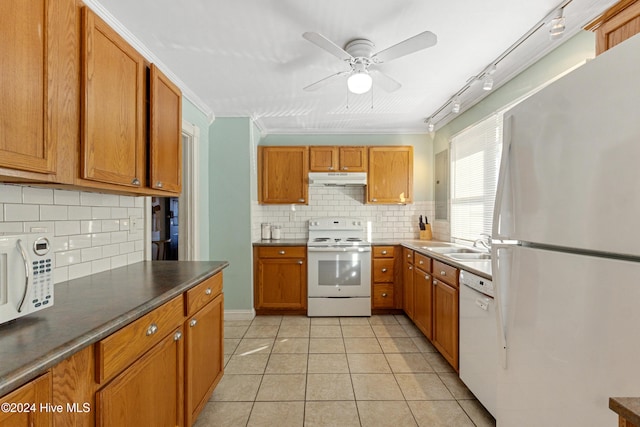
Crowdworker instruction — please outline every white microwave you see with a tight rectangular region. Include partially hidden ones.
[0,233,54,325]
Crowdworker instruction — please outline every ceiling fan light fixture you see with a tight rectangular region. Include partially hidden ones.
[347,71,373,94]
[549,9,565,40]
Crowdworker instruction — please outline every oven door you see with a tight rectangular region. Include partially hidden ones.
[307,247,371,297]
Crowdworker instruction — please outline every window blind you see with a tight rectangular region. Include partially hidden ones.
[450,114,503,244]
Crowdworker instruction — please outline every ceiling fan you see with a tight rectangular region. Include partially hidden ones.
[302,30,437,94]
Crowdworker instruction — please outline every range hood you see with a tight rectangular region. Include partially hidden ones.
[309,172,367,186]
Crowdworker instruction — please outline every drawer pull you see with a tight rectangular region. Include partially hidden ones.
[381,250,387,255]
[407,253,411,258]
[440,271,446,276]
[381,293,388,297]
[146,323,158,336]
[190,319,197,327]
[433,280,437,285]
[298,260,303,265]
[174,331,182,341]
[419,260,424,265]
[342,166,349,170]
[298,198,305,203]
[279,250,286,255]
[205,287,212,295]
[408,265,413,270]
[425,275,429,279]
[328,166,334,170]
[372,198,378,202]
[381,268,388,273]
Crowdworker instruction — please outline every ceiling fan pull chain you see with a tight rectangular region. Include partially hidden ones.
[371,84,374,109]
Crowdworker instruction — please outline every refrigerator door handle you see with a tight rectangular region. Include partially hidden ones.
[492,115,512,240]
[491,243,512,369]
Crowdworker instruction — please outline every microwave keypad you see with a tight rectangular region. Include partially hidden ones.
[31,258,53,308]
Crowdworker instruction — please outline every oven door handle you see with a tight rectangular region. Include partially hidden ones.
[307,246,371,253]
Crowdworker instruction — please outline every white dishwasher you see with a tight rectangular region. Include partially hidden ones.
[459,270,497,417]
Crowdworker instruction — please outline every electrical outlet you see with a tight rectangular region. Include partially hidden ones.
[129,216,139,234]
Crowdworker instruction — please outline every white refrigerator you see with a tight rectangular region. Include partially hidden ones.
[491,34,640,427]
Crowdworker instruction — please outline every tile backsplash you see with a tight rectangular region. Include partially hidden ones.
[0,184,145,283]
[252,186,446,241]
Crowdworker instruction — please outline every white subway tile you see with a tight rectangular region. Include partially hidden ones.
[51,236,69,252]
[127,207,144,218]
[91,258,110,274]
[111,207,128,219]
[101,194,120,206]
[91,207,111,220]
[5,204,39,221]
[119,218,130,231]
[68,262,92,280]
[134,197,145,208]
[119,196,135,207]
[101,219,120,232]
[55,221,80,236]
[68,206,92,220]
[0,222,23,233]
[81,246,102,262]
[102,243,120,257]
[22,187,53,204]
[40,205,68,221]
[80,192,106,206]
[134,240,145,252]
[0,204,3,221]
[0,184,23,203]
[69,234,92,250]
[56,250,82,267]
[111,231,127,243]
[54,189,80,206]
[81,220,102,234]
[127,251,143,265]
[111,254,128,269]
[53,267,68,284]
[23,221,55,234]
[92,232,112,246]
[119,241,135,254]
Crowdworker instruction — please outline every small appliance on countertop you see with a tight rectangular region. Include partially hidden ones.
[0,233,55,325]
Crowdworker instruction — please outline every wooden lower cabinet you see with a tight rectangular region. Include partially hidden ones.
[413,268,433,340]
[96,327,184,427]
[403,259,415,319]
[432,279,459,370]
[371,246,401,310]
[254,246,307,312]
[0,373,51,427]
[185,293,224,426]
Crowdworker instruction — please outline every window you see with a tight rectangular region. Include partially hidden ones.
[450,114,503,244]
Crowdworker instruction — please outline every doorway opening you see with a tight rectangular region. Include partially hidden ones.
[151,197,179,260]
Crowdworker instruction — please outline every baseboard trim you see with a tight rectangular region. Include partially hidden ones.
[224,309,256,321]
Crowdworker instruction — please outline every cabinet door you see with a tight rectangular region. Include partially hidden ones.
[413,268,433,340]
[589,0,640,55]
[259,146,309,204]
[432,279,459,370]
[339,146,367,172]
[367,146,413,204]
[309,146,338,171]
[185,293,224,426]
[96,328,184,427]
[81,8,145,188]
[256,257,306,309]
[403,260,415,320]
[0,373,51,427]
[0,0,76,176]
[150,64,182,193]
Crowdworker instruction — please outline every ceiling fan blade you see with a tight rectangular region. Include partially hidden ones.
[372,31,437,64]
[303,71,350,91]
[370,69,402,92]
[303,32,353,62]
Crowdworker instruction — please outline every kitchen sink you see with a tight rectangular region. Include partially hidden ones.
[424,247,481,254]
[446,252,492,261]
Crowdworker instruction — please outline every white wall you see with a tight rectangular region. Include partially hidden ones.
[0,184,145,283]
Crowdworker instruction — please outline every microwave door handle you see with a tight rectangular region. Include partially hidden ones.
[16,239,30,313]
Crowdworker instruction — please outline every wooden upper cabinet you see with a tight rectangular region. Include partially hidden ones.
[0,0,77,182]
[367,146,413,204]
[586,0,640,55]
[309,146,367,172]
[150,64,182,194]
[259,146,309,204]
[81,7,145,188]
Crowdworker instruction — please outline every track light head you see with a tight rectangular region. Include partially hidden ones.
[549,8,565,40]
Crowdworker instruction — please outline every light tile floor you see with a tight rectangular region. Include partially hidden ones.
[194,314,496,427]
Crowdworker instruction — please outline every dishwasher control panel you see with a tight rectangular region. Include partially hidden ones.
[460,270,494,298]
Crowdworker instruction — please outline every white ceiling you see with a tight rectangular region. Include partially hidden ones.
[92,0,615,134]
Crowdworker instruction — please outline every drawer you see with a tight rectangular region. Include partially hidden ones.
[96,295,184,383]
[372,284,394,308]
[403,247,414,264]
[433,260,459,287]
[258,246,306,258]
[373,246,395,258]
[372,259,394,283]
[414,253,431,272]
[186,272,223,316]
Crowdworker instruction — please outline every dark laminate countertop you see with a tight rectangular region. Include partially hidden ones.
[0,260,228,397]
[610,398,640,426]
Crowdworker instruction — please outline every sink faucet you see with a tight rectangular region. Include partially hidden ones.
[473,233,492,251]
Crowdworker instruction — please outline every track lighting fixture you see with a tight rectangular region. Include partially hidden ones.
[482,65,496,91]
[452,97,461,114]
[426,118,435,132]
[549,8,565,40]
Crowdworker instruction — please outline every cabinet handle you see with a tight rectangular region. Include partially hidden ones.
[381,293,388,297]
[433,280,437,285]
[298,260,303,265]
[174,331,182,341]
[419,260,424,265]
[425,275,429,279]
[132,178,140,186]
[381,268,388,273]
[190,319,197,327]
[408,265,413,270]
[146,323,158,336]
[298,198,305,202]
[205,287,212,295]
[342,166,348,170]
[381,250,387,255]
[279,250,286,255]
[156,181,163,188]
[372,198,377,202]
[328,166,334,170]
[440,271,446,276]
[407,254,411,258]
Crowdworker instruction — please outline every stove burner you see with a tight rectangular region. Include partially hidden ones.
[346,238,362,242]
